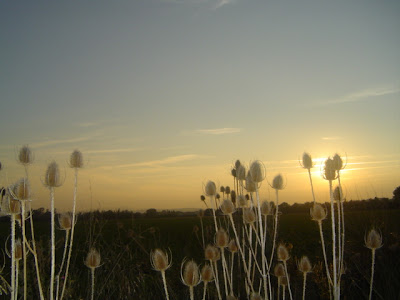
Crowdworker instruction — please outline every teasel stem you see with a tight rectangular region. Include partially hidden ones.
[255,186,268,299]
[50,187,56,300]
[161,270,170,300]
[243,226,262,275]
[302,273,307,300]
[283,261,293,300]
[56,230,70,300]
[269,190,280,270]
[11,214,16,300]
[20,201,27,300]
[328,180,338,299]
[91,268,95,300]
[202,281,208,300]
[318,221,333,286]
[336,197,341,276]
[200,217,205,250]
[212,261,222,300]
[368,249,376,300]
[277,277,280,300]
[60,168,79,300]
[14,260,19,300]
[230,252,234,294]
[338,175,345,281]
[220,249,230,297]
[282,285,286,300]
[307,169,316,204]
[210,195,219,233]
[189,286,194,300]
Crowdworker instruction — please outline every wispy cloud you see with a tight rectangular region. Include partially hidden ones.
[75,122,100,128]
[214,0,234,9]
[317,86,399,106]
[86,148,143,154]
[116,154,205,168]
[31,137,90,148]
[321,136,342,141]
[160,0,234,9]
[195,127,242,135]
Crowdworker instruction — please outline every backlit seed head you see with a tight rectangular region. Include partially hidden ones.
[15,239,23,261]
[200,195,206,202]
[151,248,171,272]
[220,199,236,215]
[59,213,72,230]
[237,195,247,208]
[205,245,218,261]
[277,244,290,261]
[298,256,312,274]
[333,186,342,201]
[220,186,225,193]
[201,264,214,283]
[230,191,236,204]
[228,239,238,253]
[261,201,272,216]
[227,295,238,300]
[301,152,313,169]
[332,153,344,171]
[14,178,31,200]
[225,186,231,195]
[274,263,285,277]
[310,203,327,222]
[181,259,200,287]
[235,159,241,170]
[365,229,383,250]
[215,228,229,248]
[249,160,265,183]
[243,208,256,224]
[280,276,288,286]
[70,150,83,168]
[85,248,101,269]
[231,168,236,178]
[18,145,33,165]
[216,193,221,200]
[272,174,284,190]
[205,181,217,196]
[323,158,337,181]
[236,165,246,181]
[44,161,62,188]
[250,292,263,300]
[245,173,256,192]
[9,199,21,215]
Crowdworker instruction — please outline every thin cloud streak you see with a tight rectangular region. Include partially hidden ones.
[195,128,242,135]
[86,148,143,154]
[115,154,206,168]
[31,137,90,148]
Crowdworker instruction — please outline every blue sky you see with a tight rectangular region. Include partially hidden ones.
[0,0,399,211]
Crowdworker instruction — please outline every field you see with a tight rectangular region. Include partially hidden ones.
[1,208,398,299]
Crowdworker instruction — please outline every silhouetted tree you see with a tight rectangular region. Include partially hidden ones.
[393,186,400,202]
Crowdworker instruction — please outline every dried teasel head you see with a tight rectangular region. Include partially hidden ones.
[272,174,284,190]
[250,292,263,300]
[44,161,62,188]
[274,263,285,277]
[310,203,327,222]
[13,178,31,200]
[332,153,344,171]
[227,295,238,300]
[59,213,72,230]
[205,245,218,261]
[201,264,214,283]
[277,244,290,262]
[236,164,246,181]
[261,201,272,216]
[85,248,101,270]
[205,181,217,196]
[245,172,256,193]
[333,186,342,201]
[220,186,225,194]
[298,256,312,274]
[230,191,236,204]
[243,208,256,224]
[231,168,236,178]
[15,239,23,261]
[18,145,33,165]
[181,259,200,287]
[228,239,238,253]
[151,248,171,272]
[225,186,231,195]
[215,228,229,248]
[301,152,313,169]
[249,160,265,183]
[220,199,235,215]
[235,159,241,170]
[70,149,83,169]
[237,195,247,208]
[323,158,337,181]
[200,195,206,202]
[365,229,383,250]
[280,276,288,286]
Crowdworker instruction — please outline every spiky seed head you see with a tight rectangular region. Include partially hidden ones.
[228,239,238,253]
[236,165,246,181]
[181,260,200,287]
[333,186,342,201]
[365,229,383,250]
[18,145,33,165]
[85,248,101,269]
[225,186,231,195]
[201,264,214,283]
[9,199,21,215]
[231,168,236,177]
[216,193,221,200]
[237,195,247,208]
[200,195,206,201]
[15,239,23,261]
[302,152,313,169]
[249,160,265,183]
[215,228,229,248]
[243,208,256,224]
[44,161,62,188]
[272,174,284,190]
[220,199,236,215]
[310,203,327,222]
[323,158,337,181]
[151,248,171,272]
[298,256,312,274]
[277,244,290,261]
[261,201,272,216]
[70,149,83,168]
[205,245,218,261]
[250,292,263,300]
[14,178,31,200]
[220,186,225,193]
[280,276,288,286]
[332,153,343,171]
[235,159,241,169]
[245,173,256,192]
[274,263,285,277]
[205,181,217,196]
[59,213,72,230]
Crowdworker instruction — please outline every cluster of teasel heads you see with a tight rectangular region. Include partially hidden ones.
[0,145,100,300]
[152,154,383,300]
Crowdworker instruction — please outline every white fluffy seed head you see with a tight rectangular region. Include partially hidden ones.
[302,152,313,169]
[243,208,256,224]
[277,244,290,261]
[18,145,33,165]
[220,199,236,215]
[181,260,200,287]
[310,203,327,222]
[249,160,265,183]
[298,256,312,274]
[215,229,229,248]
[272,174,284,190]
[85,248,101,269]
[44,161,62,188]
[201,264,214,283]
[365,229,383,250]
[70,149,83,168]
[151,248,171,272]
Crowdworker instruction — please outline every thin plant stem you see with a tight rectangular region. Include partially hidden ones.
[50,187,56,300]
[255,187,268,299]
[15,260,19,300]
[307,169,316,204]
[277,278,280,300]
[212,261,222,300]
[328,180,338,299]
[220,249,229,297]
[230,253,234,294]
[210,196,219,233]
[91,268,95,300]
[161,270,170,300]
[269,190,280,270]
[20,201,27,300]
[338,175,345,281]
[282,285,286,300]
[318,221,333,286]
[202,282,208,300]
[283,261,293,300]
[302,273,307,300]
[200,217,205,250]
[190,286,194,300]
[369,249,376,300]
[56,230,70,300]
[11,214,16,300]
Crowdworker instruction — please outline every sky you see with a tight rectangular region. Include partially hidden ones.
[0,0,399,212]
